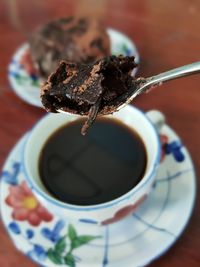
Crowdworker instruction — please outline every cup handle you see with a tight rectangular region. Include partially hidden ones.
[146,110,166,133]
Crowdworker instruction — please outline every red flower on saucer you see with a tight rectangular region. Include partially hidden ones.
[20,47,37,76]
[5,181,53,226]
[101,194,147,225]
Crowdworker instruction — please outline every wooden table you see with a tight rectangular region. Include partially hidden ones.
[0,0,199,266]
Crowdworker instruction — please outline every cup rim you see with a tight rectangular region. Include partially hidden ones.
[23,106,161,211]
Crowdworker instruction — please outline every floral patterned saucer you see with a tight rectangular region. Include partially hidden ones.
[8,28,139,108]
[0,118,196,267]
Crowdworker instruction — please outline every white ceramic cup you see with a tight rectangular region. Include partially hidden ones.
[23,105,164,225]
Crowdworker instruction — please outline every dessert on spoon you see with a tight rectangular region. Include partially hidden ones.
[41,56,200,135]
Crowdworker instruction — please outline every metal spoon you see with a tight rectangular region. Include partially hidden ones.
[118,61,200,110]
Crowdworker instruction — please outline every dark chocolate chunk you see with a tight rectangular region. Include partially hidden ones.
[41,56,138,134]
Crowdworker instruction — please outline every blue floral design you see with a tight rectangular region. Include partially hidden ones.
[79,218,98,224]
[164,141,185,162]
[11,59,17,65]
[1,162,20,185]
[8,222,21,234]
[9,69,40,87]
[41,220,65,242]
[121,44,132,56]
[26,229,34,239]
[7,220,99,266]
[30,73,38,81]
[9,71,20,79]
[27,244,47,262]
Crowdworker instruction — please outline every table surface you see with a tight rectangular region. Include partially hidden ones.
[0,0,200,266]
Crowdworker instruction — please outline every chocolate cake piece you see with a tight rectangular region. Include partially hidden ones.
[29,17,110,79]
[41,55,138,135]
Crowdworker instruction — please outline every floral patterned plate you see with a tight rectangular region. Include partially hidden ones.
[0,120,196,267]
[8,28,139,108]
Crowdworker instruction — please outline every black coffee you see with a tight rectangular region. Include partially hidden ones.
[39,118,147,205]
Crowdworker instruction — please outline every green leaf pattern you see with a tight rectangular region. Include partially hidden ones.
[47,224,100,266]
[68,224,77,241]
[13,73,40,87]
[64,253,75,267]
[47,248,63,265]
[55,235,67,254]
[71,235,100,250]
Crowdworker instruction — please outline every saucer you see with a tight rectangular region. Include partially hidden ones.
[0,122,195,267]
[8,28,139,108]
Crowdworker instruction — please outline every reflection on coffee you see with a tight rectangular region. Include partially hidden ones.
[39,118,147,205]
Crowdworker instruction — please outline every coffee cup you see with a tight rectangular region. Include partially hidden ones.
[23,105,164,225]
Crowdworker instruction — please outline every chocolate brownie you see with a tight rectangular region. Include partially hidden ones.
[29,17,110,79]
[41,55,138,135]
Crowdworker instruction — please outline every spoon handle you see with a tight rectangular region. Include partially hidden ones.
[138,61,200,94]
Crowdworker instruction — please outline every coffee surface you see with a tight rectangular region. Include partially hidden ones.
[39,118,147,205]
